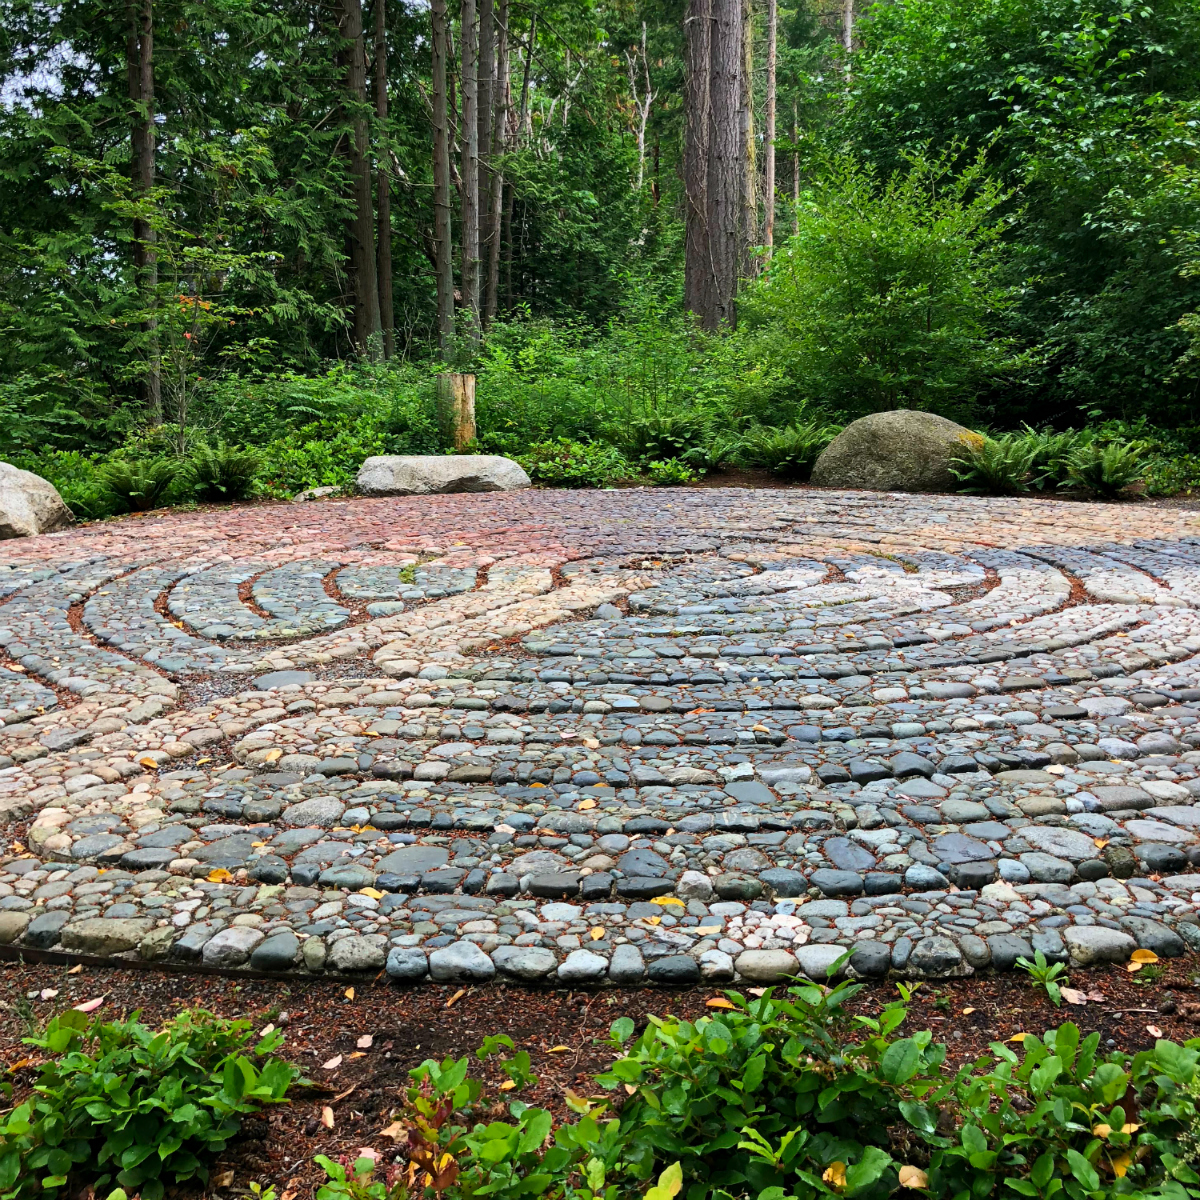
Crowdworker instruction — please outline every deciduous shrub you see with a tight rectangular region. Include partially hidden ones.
[516,438,633,488]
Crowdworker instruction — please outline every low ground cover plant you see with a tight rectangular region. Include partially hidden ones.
[0,1008,300,1200]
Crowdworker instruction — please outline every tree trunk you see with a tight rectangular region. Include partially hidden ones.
[460,0,481,344]
[341,0,381,352]
[626,22,654,191]
[792,99,799,236]
[517,12,535,141]
[843,0,854,55]
[431,0,455,350]
[373,0,394,357]
[683,0,711,320]
[764,0,777,256]
[437,373,476,448]
[706,0,741,329]
[739,0,755,274]
[484,0,509,323]
[128,0,160,420]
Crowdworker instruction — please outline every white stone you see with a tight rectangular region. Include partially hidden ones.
[357,455,530,496]
[0,462,72,539]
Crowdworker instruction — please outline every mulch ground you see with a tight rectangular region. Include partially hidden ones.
[2,957,1197,1198]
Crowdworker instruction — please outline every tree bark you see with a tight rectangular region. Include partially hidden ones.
[792,99,799,235]
[373,0,394,357]
[340,0,381,352]
[477,0,494,312]
[706,0,741,328]
[128,0,160,420]
[483,0,509,323]
[517,12,534,141]
[460,0,481,344]
[683,0,711,320]
[739,0,755,274]
[626,22,655,191]
[843,0,854,55]
[437,373,476,448]
[763,0,777,256]
[431,0,455,350]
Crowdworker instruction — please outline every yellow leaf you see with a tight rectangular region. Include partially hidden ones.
[207,868,233,883]
[446,988,465,1008]
[1126,961,1145,973]
[1131,949,1159,964]
[548,1045,569,1053]
[360,888,384,900]
[962,1007,976,1015]
[1008,1033,1027,1043]
[344,987,355,1000]
[624,1083,637,1095]
[1094,838,1109,849]
[263,748,282,762]
[650,896,684,907]
[752,724,770,733]
[899,1166,929,1189]
[499,1079,516,1090]
[348,1051,366,1060]
[706,998,736,1009]
[695,926,723,935]
[1112,1154,1132,1178]
[1123,1123,1141,1133]
[380,1121,406,1141]
[321,1106,335,1129]
[590,927,606,940]
[822,1162,848,1190]
[251,841,266,848]
[138,755,159,768]
[197,756,211,765]
[645,916,661,925]
[578,799,597,810]
[1094,1125,1113,1138]
[529,781,545,787]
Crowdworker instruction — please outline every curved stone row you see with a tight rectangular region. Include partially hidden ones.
[0,490,1199,984]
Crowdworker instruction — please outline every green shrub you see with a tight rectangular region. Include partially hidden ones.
[1021,426,1089,491]
[950,434,1036,494]
[0,1008,299,1200]
[741,421,840,479]
[13,450,118,520]
[516,438,632,488]
[1066,442,1145,498]
[683,431,747,473]
[622,413,712,463]
[185,441,261,502]
[97,457,181,511]
[646,458,700,485]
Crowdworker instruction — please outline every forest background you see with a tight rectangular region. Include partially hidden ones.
[2,0,1199,514]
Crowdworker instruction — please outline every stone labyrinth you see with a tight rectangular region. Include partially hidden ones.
[4,488,1200,988]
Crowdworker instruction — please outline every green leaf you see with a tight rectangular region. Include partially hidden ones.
[882,1038,922,1085]
[1065,1149,1099,1192]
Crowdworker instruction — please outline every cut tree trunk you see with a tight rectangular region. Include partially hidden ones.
[374,0,394,357]
[341,0,382,352]
[431,0,456,350]
[437,373,477,449]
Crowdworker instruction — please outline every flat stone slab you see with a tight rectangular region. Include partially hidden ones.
[357,455,530,496]
[2,485,1199,987]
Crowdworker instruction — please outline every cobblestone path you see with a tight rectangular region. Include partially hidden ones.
[2,488,1200,986]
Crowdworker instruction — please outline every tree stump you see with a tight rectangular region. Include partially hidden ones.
[437,373,477,450]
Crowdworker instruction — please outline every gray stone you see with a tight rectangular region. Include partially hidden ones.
[810,410,983,493]
[958,934,991,967]
[429,940,496,981]
[1064,926,1137,965]
[255,670,317,689]
[386,947,429,980]
[810,868,863,897]
[823,837,876,872]
[910,936,963,975]
[357,455,531,496]
[328,935,386,972]
[23,910,69,948]
[735,949,799,982]
[759,868,808,897]
[282,797,345,828]
[0,461,73,538]
[61,917,154,954]
[378,845,450,874]
[493,946,558,980]
[905,864,949,890]
[0,912,29,943]
[250,930,300,971]
[1022,827,1097,862]
[202,926,265,968]
[795,944,850,980]
[676,870,714,901]
[849,940,891,978]
[1031,930,1068,963]
[557,949,608,983]
[608,943,646,984]
[319,863,376,890]
[1020,852,1075,883]
[987,934,1033,971]
[1119,916,1186,957]
[648,955,702,986]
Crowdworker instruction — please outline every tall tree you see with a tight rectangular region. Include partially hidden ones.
[626,22,656,192]
[431,0,456,350]
[477,0,495,316]
[708,0,742,327]
[373,0,394,358]
[683,0,711,319]
[738,0,755,272]
[483,0,509,324]
[340,0,382,351]
[460,0,481,344]
[128,0,160,419]
[763,0,777,255]
[843,0,853,55]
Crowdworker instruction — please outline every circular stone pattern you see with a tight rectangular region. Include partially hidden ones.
[2,486,1200,986]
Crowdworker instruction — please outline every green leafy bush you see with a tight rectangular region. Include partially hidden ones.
[0,1008,299,1200]
[646,458,700,485]
[516,438,632,488]
[97,457,181,512]
[683,431,747,473]
[13,450,117,520]
[622,413,712,463]
[1066,442,1145,498]
[741,421,840,479]
[185,441,261,502]
[950,434,1036,494]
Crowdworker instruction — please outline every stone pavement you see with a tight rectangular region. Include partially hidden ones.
[2,487,1200,986]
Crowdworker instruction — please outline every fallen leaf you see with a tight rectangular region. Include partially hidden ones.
[706,998,736,1009]
[1112,1153,1132,1178]
[321,1106,335,1129]
[747,988,766,997]
[548,1045,569,1053]
[138,755,159,769]
[344,987,355,1000]
[67,964,83,975]
[259,1023,276,1038]
[379,1121,406,1141]
[40,988,58,1001]
[215,1169,235,1188]
[499,1079,516,1090]
[1094,838,1110,849]
[263,748,282,763]
[650,896,684,907]
[333,1083,358,1103]
[446,988,466,1008]
[357,1034,373,1049]
[1061,988,1088,1006]
[359,888,384,900]
[207,868,233,883]
[322,1055,343,1070]
[962,1007,975,1015]
[590,927,606,940]
[357,1147,381,1164]
[74,997,104,1013]
[197,756,211,765]
[695,925,723,935]
[823,1162,847,1190]
[623,1083,637,1095]
[644,916,662,925]
[348,1051,366,1060]
[899,1166,929,1189]
[1132,949,1159,964]
[6,1058,30,1071]
[578,799,597,810]
[1147,1024,1164,1038]
[752,724,770,733]
[1087,991,1107,1002]
[1008,1032,1027,1043]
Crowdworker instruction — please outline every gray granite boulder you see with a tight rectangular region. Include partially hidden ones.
[0,461,73,539]
[357,455,530,496]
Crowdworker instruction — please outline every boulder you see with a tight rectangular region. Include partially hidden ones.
[357,455,530,496]
[0,462,72,539]
[810,410,982,494]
